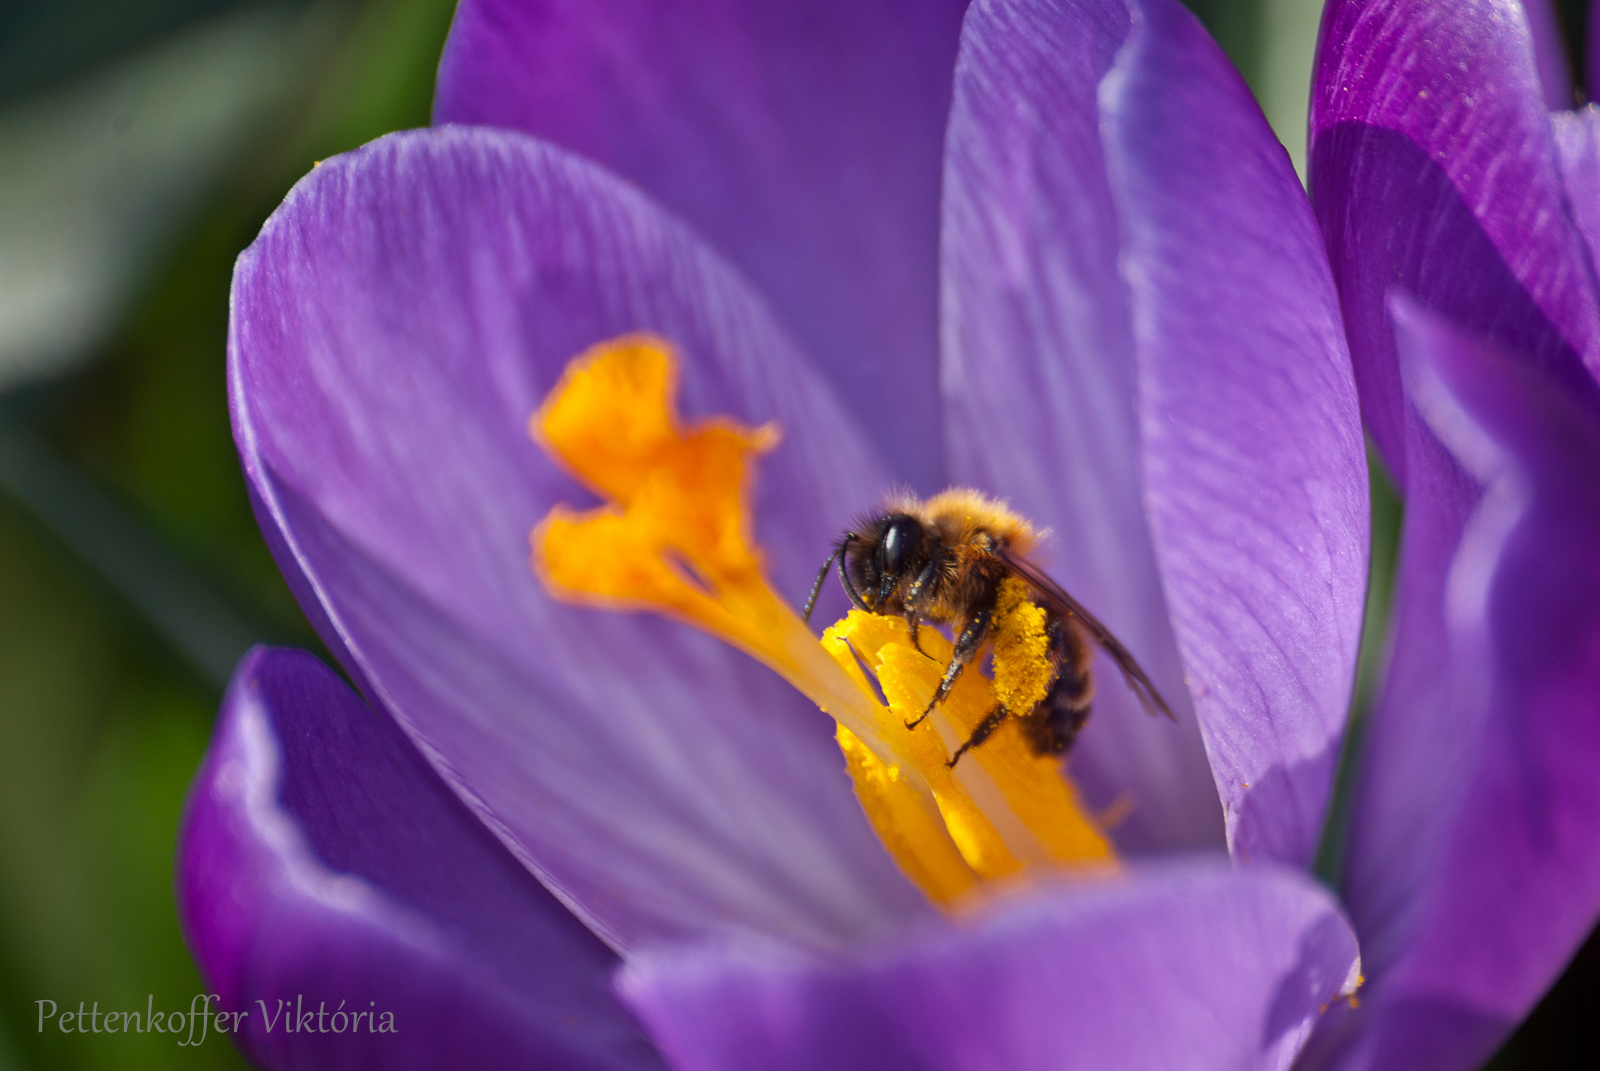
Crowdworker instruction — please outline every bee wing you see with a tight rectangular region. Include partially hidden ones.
[996,545,1177,722]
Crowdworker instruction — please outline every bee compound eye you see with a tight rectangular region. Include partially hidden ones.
[879,516,920,578]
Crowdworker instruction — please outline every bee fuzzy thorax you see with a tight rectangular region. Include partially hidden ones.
[918,488,1039,553]
[879,489,1039,558]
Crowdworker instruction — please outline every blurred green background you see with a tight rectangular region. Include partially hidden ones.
[0,0,1591,1068]
[0,1,458,1066]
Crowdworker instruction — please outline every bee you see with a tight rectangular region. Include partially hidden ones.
[802,489,1173,767]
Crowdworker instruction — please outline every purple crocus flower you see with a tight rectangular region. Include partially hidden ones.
[1301,1,1600,1068]
[174,0,1600,1068]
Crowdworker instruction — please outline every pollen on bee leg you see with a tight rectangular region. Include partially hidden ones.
[991,578,1056,715]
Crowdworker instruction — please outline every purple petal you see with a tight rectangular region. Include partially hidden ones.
[941,0,1217,855]
[1552,106,1600,275]
[618,859,1360,1071]
[1521,0,1574,108]
[942,0,1366,866]
[1330,397,1480,994]
[231,127,932,955]
[1591,0,1600,99]
[177,647,663,1070]
[1100,0,1367,869]
[433,0,968,490]
[1321,301,1600,1071]
[1310,0,1600,481]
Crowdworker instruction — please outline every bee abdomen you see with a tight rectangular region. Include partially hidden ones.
[1027,675,1093,755]
[1026,622,1095,756]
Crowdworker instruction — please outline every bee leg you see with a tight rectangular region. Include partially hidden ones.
[906,607,991,729]
[947,705,1009,768]
[902,557,942,656]
[802,539,849,623]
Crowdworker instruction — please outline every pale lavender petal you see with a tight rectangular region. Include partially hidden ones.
[1319,301,1600,1071]
[231,127,931,956]
[944,0,1366,865]
[1310,0,1600,481]
[618,860,1360,1071]
[434,0,969,490]
[941,0,1220,855]
[1552,106,1600,273]
[177,648,663,1070]
[1100,0,1367,869]
[1521,0,1574,108]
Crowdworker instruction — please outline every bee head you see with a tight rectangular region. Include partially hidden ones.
[862,512,924,610]
[813,510,935,623]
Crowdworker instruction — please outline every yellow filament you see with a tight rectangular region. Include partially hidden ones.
[532,335,1113,907]
[834,726,978,905]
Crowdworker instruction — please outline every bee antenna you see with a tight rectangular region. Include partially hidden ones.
[802,536,853,624]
